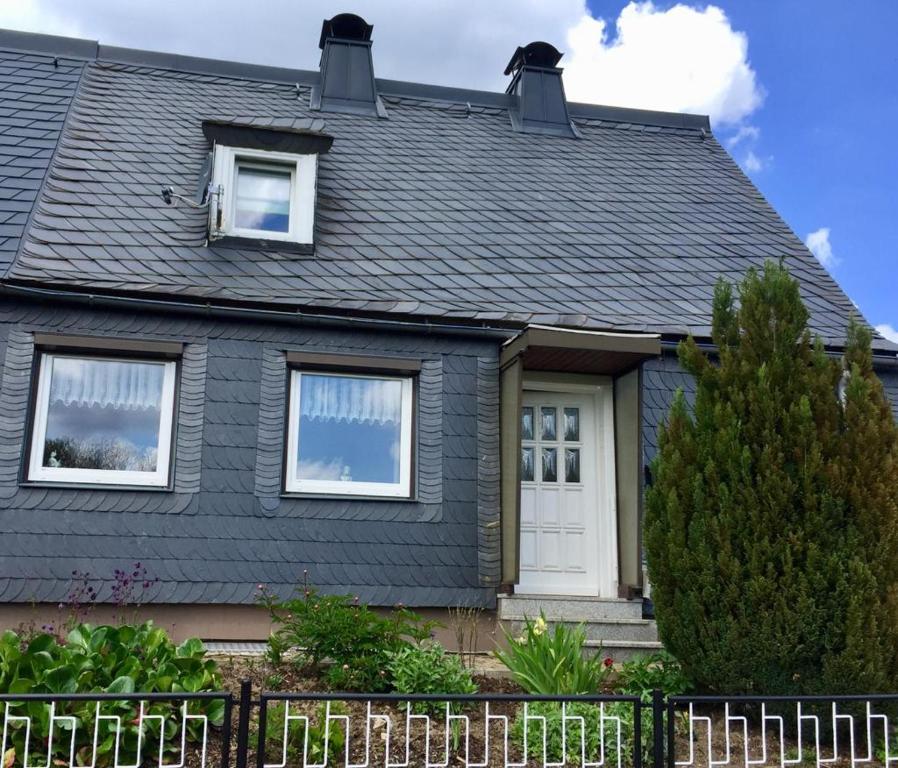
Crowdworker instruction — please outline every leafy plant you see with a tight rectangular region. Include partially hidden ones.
[387,642,477,713]
[645,261,898,694]
[258,576,434,691]
[495,614,610,694]
[0,623,222,768]
[512,701,631,766]
[615,651,691,702]
[261,701,347,764]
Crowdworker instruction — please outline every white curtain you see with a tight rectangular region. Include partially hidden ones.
[49,357,164,411]
[300,374,401,425]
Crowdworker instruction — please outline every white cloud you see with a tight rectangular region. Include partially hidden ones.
[727,124,760,148]
[563,2,763,125]
[876,324,898,344]
[0,1,762,127]
[742,150,763,173]
[805,227,837,270]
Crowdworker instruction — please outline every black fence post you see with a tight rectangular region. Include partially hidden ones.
[235,680,252,768]
[652,688,665,768]
[220,693,234,768]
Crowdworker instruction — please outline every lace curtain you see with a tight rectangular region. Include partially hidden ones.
[49,357,164,411]
[300,374,401,425]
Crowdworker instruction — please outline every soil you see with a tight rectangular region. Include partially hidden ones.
[55,655,877,768]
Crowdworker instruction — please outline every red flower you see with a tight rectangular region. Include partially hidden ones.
[603,657,613,668]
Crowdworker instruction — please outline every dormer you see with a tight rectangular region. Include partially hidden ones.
[202,118,333,249]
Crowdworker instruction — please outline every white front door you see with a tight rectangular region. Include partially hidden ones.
[518,387,617,597]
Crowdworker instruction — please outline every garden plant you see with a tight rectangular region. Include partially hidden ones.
[645,260,898,695]
[0,622,222,767]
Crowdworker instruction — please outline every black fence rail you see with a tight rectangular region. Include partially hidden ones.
[0,690,234,768]
[3,688,898,768]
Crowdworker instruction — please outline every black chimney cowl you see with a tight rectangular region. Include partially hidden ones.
[312,13,387,118]
[504,41,579,139]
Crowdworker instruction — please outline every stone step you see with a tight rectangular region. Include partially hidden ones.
[498,594,643,622]
[586,639,664,663]
[504,617,659,644]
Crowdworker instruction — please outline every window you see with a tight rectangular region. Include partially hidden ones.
[285,371,414,497]
[27,353,177,487]
[210,146,317,244]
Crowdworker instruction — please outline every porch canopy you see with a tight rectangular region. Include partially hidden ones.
[499,325,661,591]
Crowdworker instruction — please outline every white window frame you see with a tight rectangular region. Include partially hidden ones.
[285,370,414,498]
[210,145,317,245]
[27,353,177,487]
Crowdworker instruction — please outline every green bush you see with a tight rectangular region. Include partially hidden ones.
[615,651,690,702]
[494,613,610,694]
[258,583,433,691]
[0,623,222,767]
[645,261,898,694]
[386,642,477,713]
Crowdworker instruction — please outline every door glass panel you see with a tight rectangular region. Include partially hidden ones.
[565,448,580,483]
[542,447,557,482]
[540,407,557,441]
[521,447,534,481]
[563,408,580,441]
[521,407,534,441]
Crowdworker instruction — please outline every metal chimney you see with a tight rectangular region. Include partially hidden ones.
[504,42,578,138]
[312,13,386,117]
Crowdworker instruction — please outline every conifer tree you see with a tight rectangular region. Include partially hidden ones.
[645,260,898,694]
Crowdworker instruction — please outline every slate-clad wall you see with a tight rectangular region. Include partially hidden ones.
[642,351,898,468]
[0,297,501,608]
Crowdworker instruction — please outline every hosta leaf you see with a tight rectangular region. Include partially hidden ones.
[105,675,135,694]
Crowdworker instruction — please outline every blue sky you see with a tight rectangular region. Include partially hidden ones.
[2,0,895,339]
[632,0,896,341]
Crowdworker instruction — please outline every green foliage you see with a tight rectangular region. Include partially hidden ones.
[645,260,898,694]
[386,642,477,713]
[258,583,433,691]
[511,701,634,766]
[0,623,222,767]
[615,651,691,702]
[494,614,611,695]
[262,702,347,765]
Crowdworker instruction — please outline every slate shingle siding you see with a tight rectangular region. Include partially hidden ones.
[2,50,881,348]
[0,297,500,608]
[642,351,898,467]
[0,50,82,271]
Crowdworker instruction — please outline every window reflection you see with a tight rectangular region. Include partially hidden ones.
[235,166,291,233]
[42,357,165,472]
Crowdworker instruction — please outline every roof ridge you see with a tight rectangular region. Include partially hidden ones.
[0,26,710,132]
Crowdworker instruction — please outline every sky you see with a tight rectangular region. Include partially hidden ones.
[1,0,895,341]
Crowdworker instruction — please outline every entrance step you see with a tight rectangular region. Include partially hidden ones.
[586,639,664,663]
[498,593,643,621]
[498,594,662,663]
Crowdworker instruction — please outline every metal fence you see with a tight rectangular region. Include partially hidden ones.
[667,695,898,768]
[4,687,898,768]
[0,690,234,768]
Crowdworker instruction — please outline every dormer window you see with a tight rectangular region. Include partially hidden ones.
[201,118,334,248]
[210,146,317,244]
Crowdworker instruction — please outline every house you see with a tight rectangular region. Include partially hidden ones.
[0,15,896,656]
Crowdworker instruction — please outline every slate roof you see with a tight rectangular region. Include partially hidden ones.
[0,46,82,271]
[0,29,893,351]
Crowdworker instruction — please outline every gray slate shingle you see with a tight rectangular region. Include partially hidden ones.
[0,50,81,269]
[0,48,885,348]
